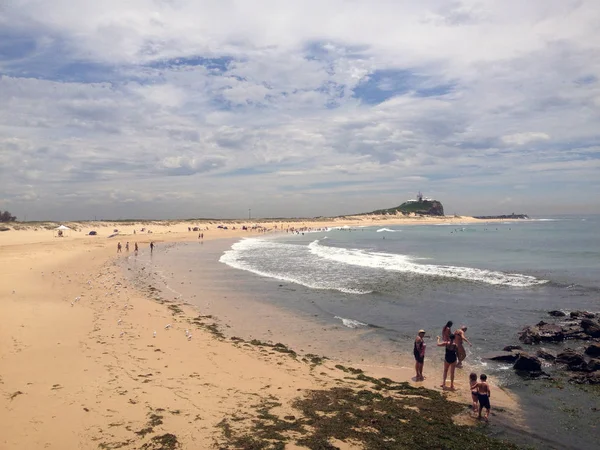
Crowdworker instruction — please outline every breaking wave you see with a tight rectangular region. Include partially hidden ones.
[308,240,548,287]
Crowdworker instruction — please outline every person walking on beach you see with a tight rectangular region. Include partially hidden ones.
[455,326,472,368]
[150,242,154,253]
[442,321,453,342]
[134,242,138,255]
[117,242,122,253]
[437,333,458,390]
[476,374,491,421]
[413,329,426,381]
[125,242,129,252]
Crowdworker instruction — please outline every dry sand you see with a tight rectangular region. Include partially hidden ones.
[0,216,521,449]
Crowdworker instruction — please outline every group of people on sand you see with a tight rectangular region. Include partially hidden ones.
[117,242,143,255]
[413,321,491,420]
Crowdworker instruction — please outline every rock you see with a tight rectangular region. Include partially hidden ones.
[513,353,542,372]
[503,345,523,352]
[587,359,600,372]
[548,310,566,317]
[571,311,596,319]
[485,351,520,363]
[538,323,565,342]
[536,349,556,361]
[519,326,539,344]
[519,323,565,344]
[584,343,600,357]
[581,318,600,338]
[556,349,587,371]
[570,371,600,385]
[563,325,592,340]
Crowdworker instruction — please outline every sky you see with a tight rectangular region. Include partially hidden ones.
[1,0,599,221]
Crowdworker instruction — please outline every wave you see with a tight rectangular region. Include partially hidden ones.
[376,228,400,233]
[219,239,371,294]
[334,316,368,328]
[308,240,548,287]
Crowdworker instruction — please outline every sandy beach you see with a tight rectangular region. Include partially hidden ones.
[0,216,521,449]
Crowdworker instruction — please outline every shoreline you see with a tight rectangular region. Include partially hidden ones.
[1,218,525,449]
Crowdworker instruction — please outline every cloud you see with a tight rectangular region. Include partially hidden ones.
[1,0,600,220]
[502,132,551,146]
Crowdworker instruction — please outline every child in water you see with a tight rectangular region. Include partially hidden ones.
[469,373,479,413]
[476,374,491,421]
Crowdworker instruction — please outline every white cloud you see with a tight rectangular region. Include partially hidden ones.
[1,0,599,219]
[502,132,551,146]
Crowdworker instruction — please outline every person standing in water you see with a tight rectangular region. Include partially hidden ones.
[134,242,138,255]
[150,242,154,253]
[437,333,458,390]
[413,329,426,381]
[455,326,472,368]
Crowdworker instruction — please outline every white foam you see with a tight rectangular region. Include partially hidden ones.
[334,316,368,328]
[308,240,548,287]
[219,239,371,294]
[376,228,400,233]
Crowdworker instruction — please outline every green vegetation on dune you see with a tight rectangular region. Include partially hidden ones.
[364,199,445,217]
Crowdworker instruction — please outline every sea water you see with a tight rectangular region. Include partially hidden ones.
[217,216,600,449]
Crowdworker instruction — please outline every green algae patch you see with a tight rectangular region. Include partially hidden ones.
[217,376,520,450]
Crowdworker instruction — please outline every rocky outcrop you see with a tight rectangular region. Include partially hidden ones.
[570,311,596,319]
[570,371,600,385]
[513,353,542,372]
[548,310,566,317]
[502,345,523,352]
[536,349,556,361]
[587,359,600,372]
[580,318,600,338]
[584,343,600,357]
[484,351,520,363]
[556,350,587,371]
[519,322,565,344]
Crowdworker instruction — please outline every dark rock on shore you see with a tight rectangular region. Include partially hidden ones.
[570,310,596,319]
[513,353,541,372]
[581,318,600,338]
[502,345,522,352]
[556,349,587,371]
[570,371,600,385]
[536,349,556,361]
[519,322,565,344]
[587,359,600,372]
[548,310,566,317]
[485,351,520,363]
[584,343,600,357]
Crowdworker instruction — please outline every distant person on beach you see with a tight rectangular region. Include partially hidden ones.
[125,242,129,252]
[413,329,426,381]
[469,372,479,413]
[442,321,453,342]
[150,242,154,253]
[476,374,491,421]
[437,333,458,390]
[455,326,472,368]
[117,242,122,253]
[134,243,138,255]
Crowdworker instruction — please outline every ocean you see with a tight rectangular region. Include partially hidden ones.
[125,215,600,449]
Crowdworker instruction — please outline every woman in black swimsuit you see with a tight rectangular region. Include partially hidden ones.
[436,333,458,390]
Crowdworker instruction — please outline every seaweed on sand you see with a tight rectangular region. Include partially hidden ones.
[217,376,520,450]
